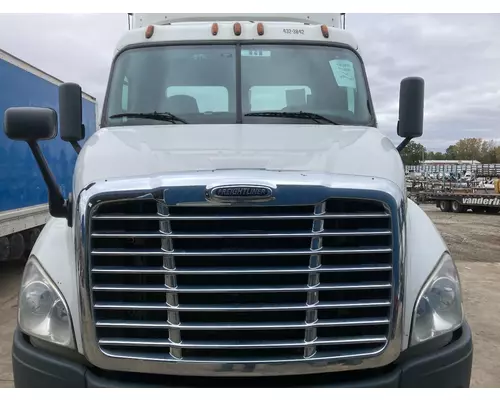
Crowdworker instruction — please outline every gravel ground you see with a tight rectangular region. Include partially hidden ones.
[1,205,499,387]
[0,260,23,388]
[418,204,500,388]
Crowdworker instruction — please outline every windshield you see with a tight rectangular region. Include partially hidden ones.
[103,44,374,127]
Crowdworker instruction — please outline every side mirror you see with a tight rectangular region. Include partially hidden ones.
[3,107,68,221]
[59,82,84,146]
[398,77,424,138]
[4,107,57,141]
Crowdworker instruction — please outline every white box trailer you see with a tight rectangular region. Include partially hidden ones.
[0,48,98,262]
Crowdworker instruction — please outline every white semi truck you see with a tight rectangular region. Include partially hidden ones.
[6,13,472,387]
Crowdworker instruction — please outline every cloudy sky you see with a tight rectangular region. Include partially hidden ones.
[0,13,499,151]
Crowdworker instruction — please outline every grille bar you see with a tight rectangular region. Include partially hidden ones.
[93,282,392,293]
[93,300,392,312]
[91,264,393,275]
[96,317,390,330]
[99,336,388,349]
[91,247,393,257]
[99,347,386,364]
[92,212,389,221]
[91,229,392,239]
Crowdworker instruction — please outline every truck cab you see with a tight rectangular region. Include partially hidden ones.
[5,14,472,387]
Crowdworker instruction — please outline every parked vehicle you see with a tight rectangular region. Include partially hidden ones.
[0,48,97,262]
[426,190,500,214]
[5,13,472,387]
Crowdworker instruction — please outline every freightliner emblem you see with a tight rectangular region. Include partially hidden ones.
[206,185,274,203]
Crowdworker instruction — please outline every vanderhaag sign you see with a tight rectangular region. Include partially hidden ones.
[462,197,500,206]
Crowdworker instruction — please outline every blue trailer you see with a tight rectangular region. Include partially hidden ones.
[0,48,97,261]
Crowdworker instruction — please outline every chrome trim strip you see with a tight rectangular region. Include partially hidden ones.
[91,264,393,275]
[90,229,392,238]
[93,300,392,312]
[304,202,326,358]
[157,202,182,359]
[99,347,387,365]
[99,336,388,349]
[90,247,393,256]
[95,317,390,330]
[92,212,389,220]
[92,282,392,293]
[76,169,405,377]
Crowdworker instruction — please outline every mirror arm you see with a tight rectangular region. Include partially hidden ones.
[396,137,412,153]
[70,141,82,154]
[72,124,85,154]
[27,141,70,220]
[67,124,85,154]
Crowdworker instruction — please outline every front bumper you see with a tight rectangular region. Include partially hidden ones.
[12,322,473,388]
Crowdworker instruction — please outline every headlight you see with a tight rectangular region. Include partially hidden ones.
[410,252,464,346]
[18,256,75,349]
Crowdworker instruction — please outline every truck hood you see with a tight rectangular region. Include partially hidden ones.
[74,124,404,194]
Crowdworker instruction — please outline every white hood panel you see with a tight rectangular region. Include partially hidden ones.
[74,124,404,194]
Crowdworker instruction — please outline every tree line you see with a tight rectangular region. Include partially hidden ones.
[401,138,500,166]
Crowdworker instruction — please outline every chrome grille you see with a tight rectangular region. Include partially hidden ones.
[89,197,394,364]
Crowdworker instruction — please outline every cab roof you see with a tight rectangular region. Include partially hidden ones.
[129,13,345,29]
[115,17,358,54]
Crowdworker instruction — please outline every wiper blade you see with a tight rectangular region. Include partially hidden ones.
[244,111,340,125]
[109,112,188,124]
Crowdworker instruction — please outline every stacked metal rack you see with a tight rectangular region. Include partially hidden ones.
[405,163,500,178]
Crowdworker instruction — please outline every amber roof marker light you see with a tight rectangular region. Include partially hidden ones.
[212,22,219,36]
[321,24,329,38]
[257,22,264,36]
[145,25,155,39]
[234,22,242,36]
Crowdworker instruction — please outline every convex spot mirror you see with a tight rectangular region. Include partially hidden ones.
[398,77,425,138]
[59,82,84,142]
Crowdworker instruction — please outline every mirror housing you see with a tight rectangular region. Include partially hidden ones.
[397,77,424,138]
[4,107,58,141]
[59,82,84,146]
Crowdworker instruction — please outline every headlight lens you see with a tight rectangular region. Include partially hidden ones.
[411,252,464,345]
[18,257,75,349]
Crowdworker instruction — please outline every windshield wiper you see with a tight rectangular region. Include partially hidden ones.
[244,111,340,125]
[109,112,188,124]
